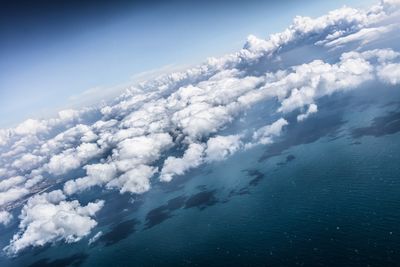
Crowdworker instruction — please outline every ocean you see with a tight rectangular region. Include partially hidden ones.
[2,83,400,267]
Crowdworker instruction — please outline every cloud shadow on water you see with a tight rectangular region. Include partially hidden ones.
[228,169,265,198]
[259,112,346,162]
[99,219,139,246]
[27,253,88,267]
[96,192,144,228]
[351,110,400,139]
[145,189,220,230]
[160,167,212,193]
[247,169,265,187]
[145,195,187,229]
[276,154,296,166]
[184,190,218,210]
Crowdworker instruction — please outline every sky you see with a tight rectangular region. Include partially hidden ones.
[0,0,374,127]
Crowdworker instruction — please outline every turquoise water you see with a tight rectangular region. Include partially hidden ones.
[2,84,400,266]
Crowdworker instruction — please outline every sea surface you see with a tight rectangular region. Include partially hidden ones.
[1,83,400,266]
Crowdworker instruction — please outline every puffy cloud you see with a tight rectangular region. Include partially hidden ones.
[4,190,104,255]
[11,154,44,172]
[277,52,375,113]
[244,7,367,56]
[0,129,12,146]
[160,143,205,182]
[64,163,117,195]
[297,103,318,122]
[165,71,263,140]
[38,124,93,155]
[171,102,232,139]
[229,49,397,119]
[57,109,81,122]
[106,165,155,194]
[45,142,103,176]
[119,101,169,136]
[80,130,98,143]
[1,107,95,146]
[24,175,44,189]
[377,63,400,85]
[76,142,103,159]
[0,176,25,192]
[359,48,400,63]
[45,151,82,176]
[0,211,13,226]
[115,133,173,163]
[14,119,48,136]
[252,118,289,145]
[243,0,400,58]
[0,187,29,207]
[94,132,170,192]
[205,135,243,162]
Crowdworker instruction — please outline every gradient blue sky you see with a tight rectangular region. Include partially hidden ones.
[0,0,374,127]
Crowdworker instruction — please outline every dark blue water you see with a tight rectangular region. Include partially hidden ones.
[2,84,400,267]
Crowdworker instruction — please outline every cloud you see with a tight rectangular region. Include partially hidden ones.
[0,129,12,146]
[45,151,82,176]
[11,154,44,172]
[252,118,289,145]
[0,211,13,226]
[88,231,103,245]
[14,119,48,136]
[0,176,25,192]
[160,143,205,182]
[243,0,400,58]
[64,163,117,195]
[38,124,94,156]
[160,135,244,181]
[106,165,155,194]
[45,142,103,176]
[382,0,400,10]
[0,108,95,158]
[4,190,104,255]
[205,135,243,162]
[377,63,400,84]
[115,133,173,163]
[322,25,397,48]
[24,175,44,189]
[171,102,233,140]
[297,103,318,122]
[275,51,377,114]
[0,187,29,207]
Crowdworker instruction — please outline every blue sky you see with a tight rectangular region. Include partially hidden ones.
[0,0,374,127]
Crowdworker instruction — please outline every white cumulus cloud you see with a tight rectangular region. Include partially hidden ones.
[4,190,104,255]
[0,211,13,226]
[205,135,243,162]
[160,143,205,182]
